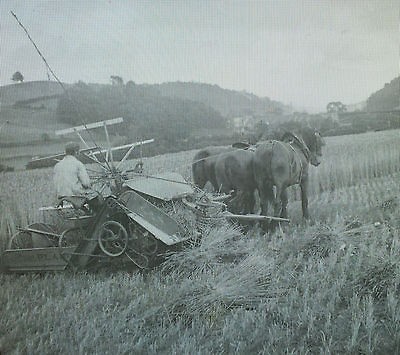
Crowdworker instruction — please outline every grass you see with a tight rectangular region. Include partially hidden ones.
[0,129,400,354]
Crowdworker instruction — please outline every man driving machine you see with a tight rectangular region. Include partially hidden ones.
[53,142,101,212]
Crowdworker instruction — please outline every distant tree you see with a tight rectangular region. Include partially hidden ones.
[110,75,124,86]
[126,80,136,88]
[327,101,347,113]
[11,71,24,83]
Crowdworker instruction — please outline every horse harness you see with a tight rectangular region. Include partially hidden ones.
[287,143,304,184]
[192,143,256,166]
[271,135,311,184]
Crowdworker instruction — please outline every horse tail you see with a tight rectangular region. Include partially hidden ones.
[192,149,211,189]
[260,141,275,182]
[222,155,237,193]
[221,150,256,194]
[212,153,227,194]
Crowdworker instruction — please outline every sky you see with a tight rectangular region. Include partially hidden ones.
[0,0,399,112]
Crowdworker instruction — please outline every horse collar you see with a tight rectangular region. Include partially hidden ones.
[289,134,311,162]
[287,143,304,184]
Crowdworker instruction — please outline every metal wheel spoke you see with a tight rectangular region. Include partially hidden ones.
[98,221,128,257]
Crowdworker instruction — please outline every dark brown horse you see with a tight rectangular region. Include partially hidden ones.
[253,127,325,222]
[214,149,256,214]
[192,146,235,191]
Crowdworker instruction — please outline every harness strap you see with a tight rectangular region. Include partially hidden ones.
[289,134,311,162]
[287,143,304,184]
[272,140,304,184]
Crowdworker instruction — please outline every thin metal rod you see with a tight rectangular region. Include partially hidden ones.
[103,121,114,164]
[10,11,112,172]
[222,212,290,223]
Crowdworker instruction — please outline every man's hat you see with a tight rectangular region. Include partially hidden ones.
[65,141,80,154]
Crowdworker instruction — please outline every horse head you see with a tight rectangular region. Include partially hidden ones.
[302,128,325,166]
[282,128,325,167]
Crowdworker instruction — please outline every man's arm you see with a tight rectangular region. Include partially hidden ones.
[77,162,91,189]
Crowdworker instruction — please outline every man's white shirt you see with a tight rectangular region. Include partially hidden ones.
[53,155,91,197]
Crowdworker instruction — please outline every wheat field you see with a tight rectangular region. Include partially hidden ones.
[0,129,400,354]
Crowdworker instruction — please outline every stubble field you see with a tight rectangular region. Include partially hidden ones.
[0,129,400,354]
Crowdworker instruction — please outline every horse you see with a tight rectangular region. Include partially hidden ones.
[192,146,234,191]
[253,127,325,224]
[214,148,256,214]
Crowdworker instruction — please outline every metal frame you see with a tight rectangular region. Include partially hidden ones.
[26,117,154,169]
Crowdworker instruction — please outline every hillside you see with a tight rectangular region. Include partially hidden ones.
[1,81,248,169]
[0,80,289,120]
[0,81,66,105]
[55,81,230,152]
[153,81,289,118]
[366,76,400,112]
[1,78,399,170]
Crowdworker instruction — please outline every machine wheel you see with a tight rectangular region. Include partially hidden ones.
[98,221,128,257]
[58,227,85,248]
[127,221,161,256]
[8,223,60,249]
[8,230,33,249]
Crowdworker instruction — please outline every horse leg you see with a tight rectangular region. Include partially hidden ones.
[273,183,284,218]
[235,191,255,231]
[241,190,255,215]
[246,191,256,215]
[266,183,288,232]
[227,190,241,214]
[257,183,274,231]
[256,183,270,215]
[280,188,288,219]
[300,179,310,220]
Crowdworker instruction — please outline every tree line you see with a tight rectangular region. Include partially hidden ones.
[56,81,227,152]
